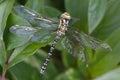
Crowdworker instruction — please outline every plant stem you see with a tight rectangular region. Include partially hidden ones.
[1,64,7,80]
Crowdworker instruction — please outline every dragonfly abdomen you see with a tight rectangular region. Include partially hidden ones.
[40,34,61,74]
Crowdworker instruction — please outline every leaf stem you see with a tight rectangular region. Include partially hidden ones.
[1,64,7,80]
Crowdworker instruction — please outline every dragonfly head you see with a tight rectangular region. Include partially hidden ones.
[61,12,71,20]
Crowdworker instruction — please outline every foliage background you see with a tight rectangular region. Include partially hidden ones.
[0,0,120,80]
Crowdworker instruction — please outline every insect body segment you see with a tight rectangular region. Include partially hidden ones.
[57,12,71,35]
[40,12,71,74]
[40,34,60,74]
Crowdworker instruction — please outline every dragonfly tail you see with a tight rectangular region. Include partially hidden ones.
[40,33,61,74]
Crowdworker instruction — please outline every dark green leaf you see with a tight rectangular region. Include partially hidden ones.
[0,0,14,67]
[34,50,58,80]
[88,0,107,33]
[9,62,41,80]
[25,0,44,13]
[61,51,77,68]
[8,43,39,68]
[8,49,58,80]
[0,0,4,4]
[5,14,31,50]
[65,0,88,32]
[25,0,61,17]
[8,27,56,68]
[43,6,61,17]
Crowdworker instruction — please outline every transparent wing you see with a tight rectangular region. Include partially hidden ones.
[63,28,111,55]
[77,31,112,51]
[10,25,56,47]
[62,28,111,61]
[62,37,86,62]
[14,5,58,31]
[10,25,37,35]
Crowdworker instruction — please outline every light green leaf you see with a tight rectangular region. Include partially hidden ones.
[94,68,120,80]
[92,0,120,39]
[91,28,120,77]
[88,0,107,33]
[55,68,83,80]
[89,0,120,77]
[0,0,14,67]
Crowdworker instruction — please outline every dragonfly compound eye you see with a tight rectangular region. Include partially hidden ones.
[61,12,71,20]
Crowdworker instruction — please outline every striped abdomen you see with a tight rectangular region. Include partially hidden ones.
[40,33,61,74]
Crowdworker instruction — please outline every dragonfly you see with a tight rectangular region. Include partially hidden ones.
[10,5,112,75]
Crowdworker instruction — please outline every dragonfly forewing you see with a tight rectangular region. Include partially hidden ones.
[78,31,112,51]
[14,5,58,31]
[10,25,56,45]
[10,25,37,35]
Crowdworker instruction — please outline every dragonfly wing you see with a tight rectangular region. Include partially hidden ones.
[14,5,58,31]
[78,31,112,50]
[10,25,56,47]
[65,27,111,51]
[62,37,86,62]
[10,25,37,35]
[62,27,111,61]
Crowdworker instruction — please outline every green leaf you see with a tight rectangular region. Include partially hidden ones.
[0,0,14,67]
[25,0,45,13]
[8,43,40,68]
[94,68,120,80]
[7,13,31,27]
[65,0,88,32]
[55,68,83,80]
[91,28,120,77]
[61,51,76,68]
[93,0,120,39]
[26,0,61,17]
[9,50,58,80]
[8,28,56,68]
[88,0,107,33]
[7,25,37,50]
[43,6,61,17]
[0,0,4,4]
[9,62,41,80]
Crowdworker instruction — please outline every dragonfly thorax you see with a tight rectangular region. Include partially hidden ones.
[60,12,71,20]
[57,12,71,35]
